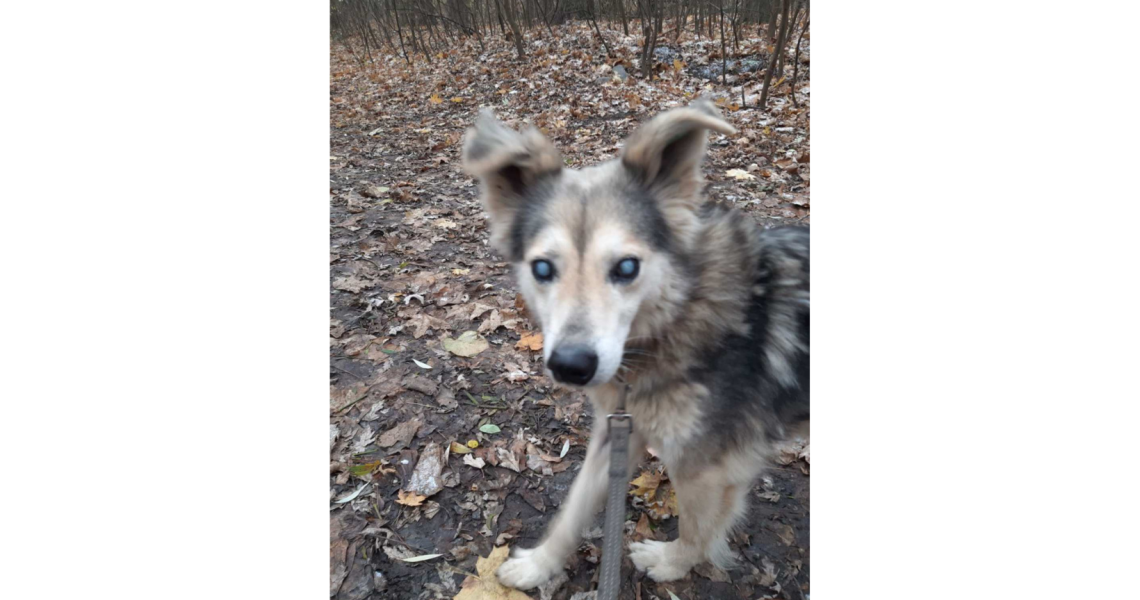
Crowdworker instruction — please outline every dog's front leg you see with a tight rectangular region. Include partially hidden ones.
[497,419,645,590]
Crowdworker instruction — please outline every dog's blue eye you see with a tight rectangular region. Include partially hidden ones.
[532,259,554,282]
[612,258,639,283]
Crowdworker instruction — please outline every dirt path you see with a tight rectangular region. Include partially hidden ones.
[330,23,809,600]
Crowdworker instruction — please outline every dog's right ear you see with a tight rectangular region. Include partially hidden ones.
[462,109,562,255]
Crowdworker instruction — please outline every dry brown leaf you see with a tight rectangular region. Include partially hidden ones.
[774,522,796,546]
[634,513,653,540]
[444,331,490,357]
[453,545,534,600]
[406,442,445,498]
[496,446,522,473]
[515,332,543,351]
[396,489,426,507]
[377,418,422,448]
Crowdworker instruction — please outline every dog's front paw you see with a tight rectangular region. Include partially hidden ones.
[629,540,692,582]
[496,546,563,590]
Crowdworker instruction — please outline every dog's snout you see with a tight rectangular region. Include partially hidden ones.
[548,345,598,386]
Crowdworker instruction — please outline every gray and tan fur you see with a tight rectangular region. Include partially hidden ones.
[462,100,809,589]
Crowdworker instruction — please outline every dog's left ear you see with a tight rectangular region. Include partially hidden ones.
[621,99,736,200]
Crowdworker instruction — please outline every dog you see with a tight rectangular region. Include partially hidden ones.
[461,99,809,589]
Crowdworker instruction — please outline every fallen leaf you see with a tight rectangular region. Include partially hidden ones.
[405,442,445,498]
[399,553,443,563]
[477,309,503,333]
[629,469,663,500]
[515,332,543,351]
[428,93,443,105]
[774,522,796,546]
[444,331,490,357]
[404,375,438,396]
[349,461,381,477]
[634,513,653,539]
[758,556,778,586]
[726,168,757,180]
[334,483,370,504]
[413,358,433,369]
[454,545,534,600]
[396,489,426,507]
[463,454,486,469]
[436,387,458,409]
[479,423,501,434]
[377,418,422,448]
[496,447,522,473]
[467,439,479,449]
[332,274,375,293]
[450,441,472,454]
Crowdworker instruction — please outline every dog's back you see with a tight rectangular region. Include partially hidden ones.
[693,214,809,450]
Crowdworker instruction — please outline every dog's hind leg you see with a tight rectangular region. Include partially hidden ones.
[497,420,646,590]
[629,466,750,582]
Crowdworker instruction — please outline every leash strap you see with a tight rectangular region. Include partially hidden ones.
[598,385,632,600]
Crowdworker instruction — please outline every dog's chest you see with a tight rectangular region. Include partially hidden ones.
[588,381,708,450]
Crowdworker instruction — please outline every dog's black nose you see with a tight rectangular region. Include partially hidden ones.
[548,345,598,385]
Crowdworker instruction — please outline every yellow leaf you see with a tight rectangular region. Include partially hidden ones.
[454,545,534,600]
[672,58,684,71]
[727,103,741,112]
[450,441,472,455]
[428,93,443,105]
[467,439,479,449]
[763,126,771,135]
[396,489,426,507]
[629,469,663,500]
[451,97,464,103]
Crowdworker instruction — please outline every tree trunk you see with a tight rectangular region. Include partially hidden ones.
[766,0,778,43]
[791,17,807,107]
[495,0,526,58]
[758,0,790,110]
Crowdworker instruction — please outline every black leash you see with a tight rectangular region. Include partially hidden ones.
[598,385,633,600]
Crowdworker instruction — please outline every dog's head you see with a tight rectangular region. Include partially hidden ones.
[462,101,735,387]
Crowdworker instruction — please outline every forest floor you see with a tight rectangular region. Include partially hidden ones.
[330,21,810,600]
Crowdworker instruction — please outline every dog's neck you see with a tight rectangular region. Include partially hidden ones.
[617,204,764,389]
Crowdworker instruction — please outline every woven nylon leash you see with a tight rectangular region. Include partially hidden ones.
[597,384,633,600]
